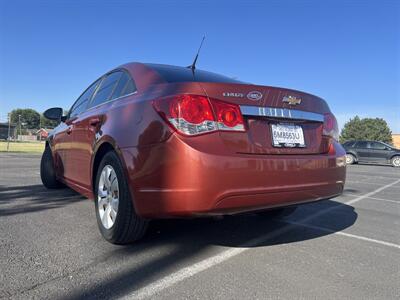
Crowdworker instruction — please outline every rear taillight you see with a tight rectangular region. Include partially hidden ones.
[211,100,245,131]
[323,113,339,141]
[153,94,245,136]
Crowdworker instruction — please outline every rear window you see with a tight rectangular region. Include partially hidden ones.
[145,63,243,84]
[355,141,368,148]
[111,72,136,99]
[369,142,386,150]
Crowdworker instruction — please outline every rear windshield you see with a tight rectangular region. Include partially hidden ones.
[145,63,243,84]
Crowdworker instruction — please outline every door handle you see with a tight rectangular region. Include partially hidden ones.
[89,117,101,126]
[66,127,72,134]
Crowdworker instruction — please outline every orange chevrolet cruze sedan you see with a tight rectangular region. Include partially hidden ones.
[41,62,346,244]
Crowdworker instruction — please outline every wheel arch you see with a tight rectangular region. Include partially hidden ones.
[346,151,358,161]
[91,137,131,198]
[390,154,400,167]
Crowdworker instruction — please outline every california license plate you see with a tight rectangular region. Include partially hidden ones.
[271,123,305,147]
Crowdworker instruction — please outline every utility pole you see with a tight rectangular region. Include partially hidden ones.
[18,114,21,139]
[6,113,11,151]
[39,114,42,141]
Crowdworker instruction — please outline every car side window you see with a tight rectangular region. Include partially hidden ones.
[355,141,368,148]
[343,141,355,147]
[111,71,137,100]
[90,72,122,108]
[69,79,101,118]
[369,142,386,150]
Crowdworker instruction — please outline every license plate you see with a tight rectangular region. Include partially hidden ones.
[271,123,305,148]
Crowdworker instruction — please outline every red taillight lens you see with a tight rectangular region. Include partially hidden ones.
[323,113,339,141]
[153,94,245,136]
[211,100,245,131]
[170,95,214,124]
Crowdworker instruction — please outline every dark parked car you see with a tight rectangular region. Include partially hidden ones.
[343,140,400,167]
[41,62,346,244]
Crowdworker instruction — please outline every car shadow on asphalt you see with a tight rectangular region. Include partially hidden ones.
[0,184,85,217]
[343,187,362,194]
[64,200,357,300]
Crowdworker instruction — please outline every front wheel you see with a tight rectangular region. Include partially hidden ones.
[391,156,400,168]
[40,146,63,189]
[94,151,148,244]
[345,154,356,165]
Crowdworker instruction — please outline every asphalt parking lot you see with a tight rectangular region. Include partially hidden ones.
[0,153,399,299]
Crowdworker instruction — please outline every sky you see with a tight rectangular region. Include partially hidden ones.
[0,0,399,132]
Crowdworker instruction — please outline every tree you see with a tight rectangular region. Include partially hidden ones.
[40,109,68,128]
[40,114,59,128]
[10,108,40,129]
[340,116,392,144]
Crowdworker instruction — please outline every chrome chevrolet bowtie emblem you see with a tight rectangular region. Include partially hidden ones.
[282,95,302,105]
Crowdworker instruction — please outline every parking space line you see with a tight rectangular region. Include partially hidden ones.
[347,174,396,182]
[345,193,399,204]
[346,180,380,184]
[346,180,400,188]
[343,179,400,206]
[123,178,400,300]
[123,227,289,300]
[285,220,400,249]
[346,169,400,176]
[296,179,400,225]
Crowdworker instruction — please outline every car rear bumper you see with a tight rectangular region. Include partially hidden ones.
[121,134,346,218]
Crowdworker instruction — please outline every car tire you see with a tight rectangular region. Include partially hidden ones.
[391,156,400,168]
[94,151,148,244]
[256,206,297,218]
[40,146,63,189]
[345,154,356,165]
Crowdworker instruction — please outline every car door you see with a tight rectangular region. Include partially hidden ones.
[62,79,102,183]
[353,141,370,162]
[69,71,129,189]
[51,121,72,180]
[368,141,391,163]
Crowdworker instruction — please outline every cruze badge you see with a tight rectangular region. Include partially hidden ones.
[222,92,244,98]
[282,95,302,105]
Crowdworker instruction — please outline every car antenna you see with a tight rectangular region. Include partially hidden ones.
[188,35,206,72]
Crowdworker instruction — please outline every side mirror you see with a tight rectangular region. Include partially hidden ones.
[44,107,63,121]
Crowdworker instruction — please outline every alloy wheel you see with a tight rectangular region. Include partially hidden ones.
[345,154,354,164]
[97,165,119,229]
[392,157,400,167]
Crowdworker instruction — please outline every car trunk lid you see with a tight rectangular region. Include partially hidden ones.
[199,82,331,155]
